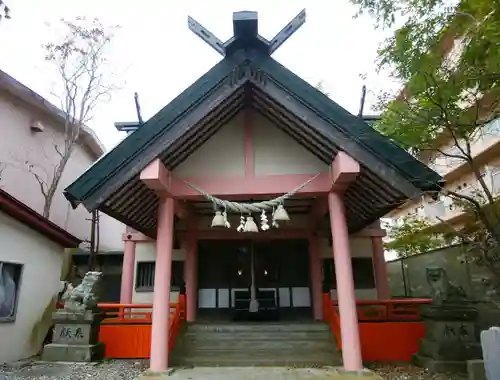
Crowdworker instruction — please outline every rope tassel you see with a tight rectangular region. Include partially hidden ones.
[182,173,320,231]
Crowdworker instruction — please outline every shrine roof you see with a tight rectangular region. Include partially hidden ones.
[64,11,442,236]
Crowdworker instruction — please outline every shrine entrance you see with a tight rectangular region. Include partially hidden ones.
[196,239,312,321]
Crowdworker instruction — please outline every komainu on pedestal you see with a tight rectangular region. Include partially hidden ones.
[413,266,482,373]
[42,271,105,362]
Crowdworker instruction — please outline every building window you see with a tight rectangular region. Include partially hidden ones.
[352,258,376,289]
[135,261,184,291]
[0,262,23,322]
[323,257,375,290]
[491,166,500,194]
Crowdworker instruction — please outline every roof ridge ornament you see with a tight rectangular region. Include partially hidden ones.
[187,9,306,57]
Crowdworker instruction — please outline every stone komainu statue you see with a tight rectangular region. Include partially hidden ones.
[61,271,102,313]
[426,266,468,305]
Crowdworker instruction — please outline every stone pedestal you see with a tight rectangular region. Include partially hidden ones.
[413,304,482,373]
[42,310,105,362]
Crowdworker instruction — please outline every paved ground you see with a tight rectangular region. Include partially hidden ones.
[159,367,382,379]
[0,360,147,380]
[0,361,468,380]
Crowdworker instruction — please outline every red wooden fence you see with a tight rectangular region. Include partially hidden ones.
[97,295,185,359]
[323,294,430,362]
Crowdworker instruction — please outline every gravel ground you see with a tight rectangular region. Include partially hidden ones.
[369,363,468,380]
[0,359,148,380]
[0,361,469,380]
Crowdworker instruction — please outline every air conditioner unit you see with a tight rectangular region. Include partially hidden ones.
[30,120,44,132]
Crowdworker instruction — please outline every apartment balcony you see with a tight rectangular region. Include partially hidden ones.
[424,200,447,222]
[427,119,500,180]
[491,169,500,194]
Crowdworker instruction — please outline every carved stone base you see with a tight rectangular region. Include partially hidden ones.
[42,311,105,362]
[413,353,468,373]
[415,304,481,373]
[41,342,105,362]
[418,338,482,361]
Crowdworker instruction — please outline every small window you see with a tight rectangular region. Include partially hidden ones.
[135,261,184,292]
[352,258,376,289]
[0,262,23,322]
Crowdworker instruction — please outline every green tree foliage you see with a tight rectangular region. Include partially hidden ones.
[351,0,500,289]
[385,216,445,257]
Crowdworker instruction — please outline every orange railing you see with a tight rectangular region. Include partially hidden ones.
[323,293,430,362]
[96,295,186,359]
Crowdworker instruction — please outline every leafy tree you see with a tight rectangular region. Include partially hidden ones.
[385,216,445,257]
[351,0,500,292]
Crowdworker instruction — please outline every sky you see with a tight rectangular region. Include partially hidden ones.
[0,0,398,150]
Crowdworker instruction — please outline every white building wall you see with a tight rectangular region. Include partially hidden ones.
[0,212,64,364]
[0,91,123,251]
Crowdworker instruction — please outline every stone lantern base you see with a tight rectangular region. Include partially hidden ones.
[42,310,105,362]
[413,304,482,373]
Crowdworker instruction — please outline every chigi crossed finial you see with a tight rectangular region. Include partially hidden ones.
[188,9,306,57]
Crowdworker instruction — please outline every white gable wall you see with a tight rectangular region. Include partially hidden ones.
[173,110,327,177]
[252,112,327,175]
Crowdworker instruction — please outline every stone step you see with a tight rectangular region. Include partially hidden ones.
[181,339,337,351]
[174,322,341,367]
[183,331,333,340]
[187,323,330,333]
[172,350,341,367]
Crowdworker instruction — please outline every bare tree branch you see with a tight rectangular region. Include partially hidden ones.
[32,17,118,218]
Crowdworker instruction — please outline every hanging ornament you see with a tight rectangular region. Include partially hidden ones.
[211,210,226,228]
[273,204,290,221]
[243,216,259,232]
[260,210,269,231]
[272,219,280,228]
[237,215,246,232]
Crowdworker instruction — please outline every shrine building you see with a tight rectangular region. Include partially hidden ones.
[64,10,442,374]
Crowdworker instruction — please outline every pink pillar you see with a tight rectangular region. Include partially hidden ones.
[328,191,363,372]
[149,196,175,373]
[120,239,136,303]
[184,233,198,322]
[308,237,323,321]
[371,236,390,299]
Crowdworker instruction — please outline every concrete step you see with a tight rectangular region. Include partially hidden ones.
[183,331,333,341]
[172,351,341,367]
[174,322,341,367]
[182,340,336,352]
[187,323,330,333]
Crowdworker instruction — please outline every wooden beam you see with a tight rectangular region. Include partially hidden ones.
[178,228,312,240]
[122,232,152,242]
[140,158,172,194]
[171,172,331,199]
[140,158,193,220]
[331,151,360,189]
[244,107,254,178]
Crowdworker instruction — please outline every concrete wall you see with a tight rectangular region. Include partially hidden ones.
[0,212,64,364]
[0,91,123,251]
[173,110,328,177]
